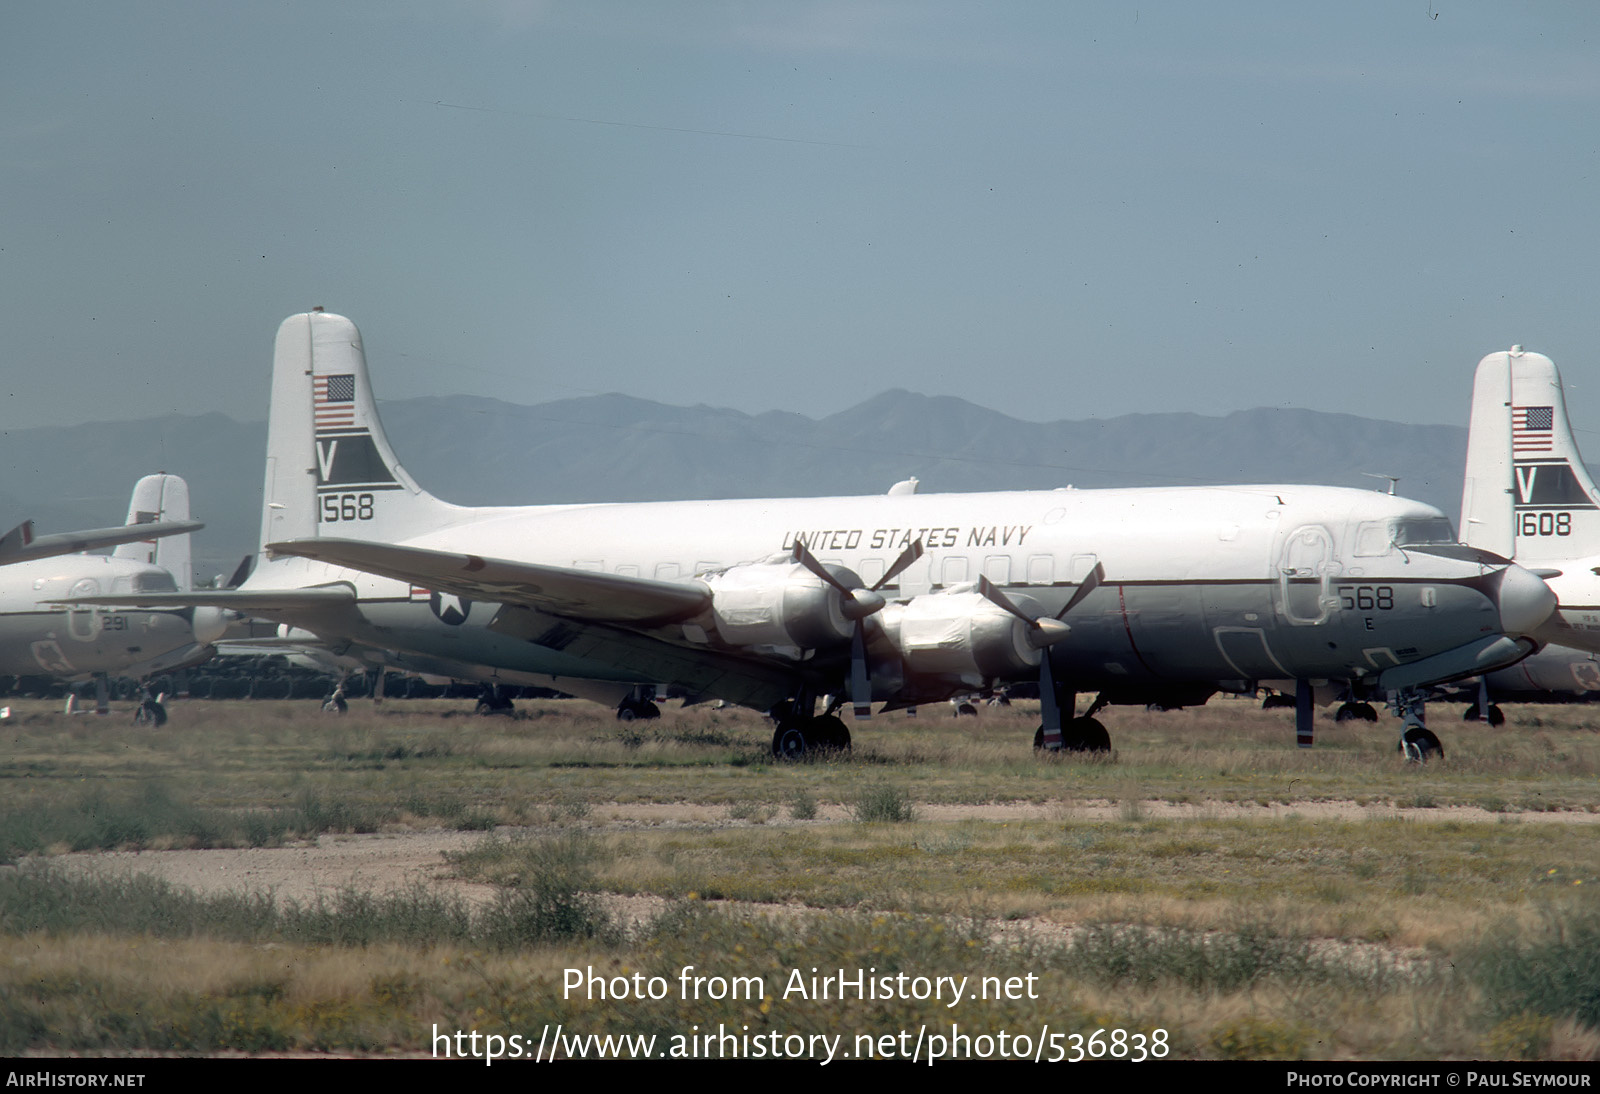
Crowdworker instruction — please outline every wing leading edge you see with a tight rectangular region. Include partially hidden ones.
[265,538,712,625]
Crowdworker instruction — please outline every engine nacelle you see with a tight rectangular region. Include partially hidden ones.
[697,557,859,650]
[881,587,1048,679]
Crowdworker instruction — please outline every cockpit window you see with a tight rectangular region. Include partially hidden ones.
[1353,522,1391,557]
[1353,517,1457,556]
[1393,518,1456,546]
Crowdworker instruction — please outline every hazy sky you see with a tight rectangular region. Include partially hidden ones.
[5,1,1598,435]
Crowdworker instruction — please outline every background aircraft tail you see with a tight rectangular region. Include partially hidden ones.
[259,310,468,562]
[114,473,193,590]
[1461,347,1600,564]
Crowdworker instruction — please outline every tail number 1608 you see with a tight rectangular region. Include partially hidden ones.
[1519,511,1571,537]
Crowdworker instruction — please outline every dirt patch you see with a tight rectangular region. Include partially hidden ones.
[60,796,1596,909]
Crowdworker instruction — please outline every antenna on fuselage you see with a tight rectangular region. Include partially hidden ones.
[1363,473,1400,496]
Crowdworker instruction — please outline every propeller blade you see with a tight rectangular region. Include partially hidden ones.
[977,574,1033,624]
[871,539,926,591]
[793,539,888,620]
[1055,562,1105,620]
[850,623,871,719]
[791,540,851,596]
[1039,647,1063,746]
[979,575,1071,649]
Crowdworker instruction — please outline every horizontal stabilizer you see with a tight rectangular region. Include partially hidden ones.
[0,520,204,565]
[266,537,711,624]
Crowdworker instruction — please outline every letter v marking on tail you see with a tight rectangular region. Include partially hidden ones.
[316,440,339,482]
[1515,465,1538,504]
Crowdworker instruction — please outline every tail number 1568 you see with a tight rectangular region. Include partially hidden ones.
[321,493,375,522]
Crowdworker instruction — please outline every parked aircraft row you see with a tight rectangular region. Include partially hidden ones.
[0,475,217,718]
[56,308,1597,763]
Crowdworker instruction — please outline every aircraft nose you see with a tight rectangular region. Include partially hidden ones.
[1495,564,1559,637]
[191,606,229,646]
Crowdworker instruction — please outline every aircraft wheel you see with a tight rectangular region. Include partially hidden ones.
[1398,726,1444,763]
[322,694,348,715]
[1465,703,1505,726]
[1261,693,1295,710]
[988,694,1011,707]
[772,723,811,760]
[133,701,166,727]
[1065,716,1111,753]
[810,714,851,752]
[954,702,978,717]
[616,699,660,721]
[1335,702,1379,723]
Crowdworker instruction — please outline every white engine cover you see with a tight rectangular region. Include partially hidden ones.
[882,587,1045,678]
[699,559,857,650]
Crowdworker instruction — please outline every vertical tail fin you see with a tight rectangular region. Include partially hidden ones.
[114,473,193,590]
[259,310,465,562]
[1461,347,1600,564]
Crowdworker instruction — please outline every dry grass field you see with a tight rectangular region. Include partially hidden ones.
[1,693,1596,1061]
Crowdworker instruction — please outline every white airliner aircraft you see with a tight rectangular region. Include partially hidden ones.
[2,474,224,715]
[70,310,1561,759]
[1460,346,1600,708]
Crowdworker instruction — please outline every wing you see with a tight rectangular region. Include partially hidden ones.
[0,519,204,565]
[268,537,802,709]
[54,586,357,611]
[266,538,711,625]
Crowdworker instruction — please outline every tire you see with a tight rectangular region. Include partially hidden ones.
[955,702,977,717]
[1399,726,1444,762]
[1065,716,1111,753]
[810,714,851,752]
[772,723,810,759]
[322,695,348,714]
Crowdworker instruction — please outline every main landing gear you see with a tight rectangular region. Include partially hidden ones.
[616,686,660,721]
[475,683,516,716]
[1334,701,1379,723]
[1035,690,1112,754]
[133,682,167,727]
[770,694,852,759]
[1462,679,1504,726]
[1033,717,1110,753]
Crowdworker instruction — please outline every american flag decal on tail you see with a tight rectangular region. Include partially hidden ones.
[1513,406,1554,454]
[314,374,357,431]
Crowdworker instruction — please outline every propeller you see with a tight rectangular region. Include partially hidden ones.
[791,538,925,717]
[977,562,1104,747]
